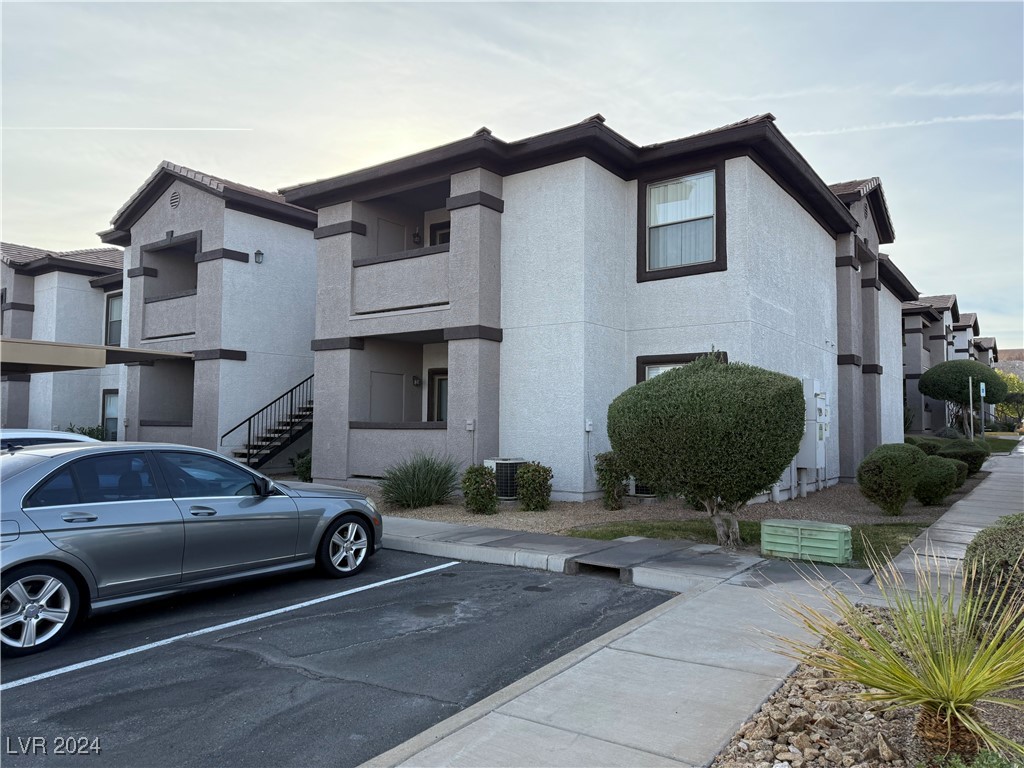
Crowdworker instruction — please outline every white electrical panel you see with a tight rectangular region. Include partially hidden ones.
[797,378,828,469]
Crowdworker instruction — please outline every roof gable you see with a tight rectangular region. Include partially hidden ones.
[1,242,123,276]
[828,177,895,245]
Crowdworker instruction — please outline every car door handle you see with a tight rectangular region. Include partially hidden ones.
[189,507,217,517]
[61,513,98,523]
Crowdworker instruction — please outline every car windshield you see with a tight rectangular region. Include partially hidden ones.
[0,452,49,479]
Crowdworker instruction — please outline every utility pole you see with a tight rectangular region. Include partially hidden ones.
[968,376,974,440]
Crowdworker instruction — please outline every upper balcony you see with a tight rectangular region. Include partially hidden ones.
[140,239,198,340]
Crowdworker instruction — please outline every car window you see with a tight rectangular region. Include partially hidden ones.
[157,452,259,498]
[24,468,80,508]
[69,453,163,504]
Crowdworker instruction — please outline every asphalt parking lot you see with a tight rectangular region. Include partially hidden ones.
[1,550,669,767]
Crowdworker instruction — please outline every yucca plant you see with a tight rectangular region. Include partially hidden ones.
[776,550,1024,759]
[379,453,460,509]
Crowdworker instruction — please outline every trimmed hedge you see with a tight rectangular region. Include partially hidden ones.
[915,439,945,456]
[462,464,498,515]
[856,443,928,515]
[934,426,964,440]
[380,453,460,509]
[913,456,958,506]
[294,452,312,482]
[949,459,969,489]
[937,440,990,475]
[607,354,804,514]
[594,451,628,510]
[964,513,1024,627]
[516,462,553,511]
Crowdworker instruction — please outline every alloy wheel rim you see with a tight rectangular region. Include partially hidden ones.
[0,576,72,648]
[329,523,368,572]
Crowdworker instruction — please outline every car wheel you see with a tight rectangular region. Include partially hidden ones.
[317,514,371,578]
[1,565,81,656]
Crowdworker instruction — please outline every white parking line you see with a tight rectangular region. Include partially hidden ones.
[1,561,461,692]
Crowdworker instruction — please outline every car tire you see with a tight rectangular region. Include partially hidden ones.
[1,564,81,656]
[317,514,372,578]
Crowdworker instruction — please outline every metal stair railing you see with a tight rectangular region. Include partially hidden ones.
[220,374,313,468]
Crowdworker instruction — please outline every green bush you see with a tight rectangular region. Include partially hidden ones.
[914,456,959,506]
[904,435,922,446]
[856,443,928,515]
[607,353,804,546]
[932,752,1020,768]
[379,453,459,509]
[920,361,1009,435]
[964,513,1024,627]
[65,423,106,440]
[293,450,312,482]
[950,459,969,489]
[937,441,990,475]
[916,439,945,456]
[516,462,553,511]
[594,451,628,510]
[935,426,964,440]
[461,464,498,515]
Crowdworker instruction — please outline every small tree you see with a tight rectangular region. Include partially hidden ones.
[994,370,1024,425]
[607,354,804,547]
[918,360,1007,436]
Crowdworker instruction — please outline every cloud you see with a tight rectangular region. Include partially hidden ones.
[790,112,1024,136]
[891,81,1023,97]
[671,81,1023,103]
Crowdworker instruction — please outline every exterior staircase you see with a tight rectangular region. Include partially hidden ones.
[221,375,313,469]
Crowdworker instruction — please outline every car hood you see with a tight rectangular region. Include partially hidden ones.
[275,481,368,500]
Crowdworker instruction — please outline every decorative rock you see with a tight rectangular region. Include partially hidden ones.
[789,732,813,751]
[824,745,843,763]
[783,713,811,732]
[877,733,900,762]
[803,748,820,761]
[747,719,777,740]
[737,740,750,753]
[841,756,856,768]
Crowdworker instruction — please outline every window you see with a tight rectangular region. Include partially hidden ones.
[25,469,78,508]
[637,161,726,283]
[157,452,259,497]
[102,390,119,441]
[105,293,123,346]
[428,369,448,421]
[74,453,161,503]
[429,222,451,247]
[635,352,728,384]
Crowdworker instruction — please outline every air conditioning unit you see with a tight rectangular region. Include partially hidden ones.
[483,457,528,500]
[627,477,656,497]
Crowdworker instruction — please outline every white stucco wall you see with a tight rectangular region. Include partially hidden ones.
[879,287,904,444]
[217,208,316,443]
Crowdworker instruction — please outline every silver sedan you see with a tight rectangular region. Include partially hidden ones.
[1,443,382,655]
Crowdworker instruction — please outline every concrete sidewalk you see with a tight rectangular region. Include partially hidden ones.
[365,443,1023,768]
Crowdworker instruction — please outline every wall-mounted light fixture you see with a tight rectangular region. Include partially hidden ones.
[254,250,264,264]
[412,228,422,246]
[412,375,422,387]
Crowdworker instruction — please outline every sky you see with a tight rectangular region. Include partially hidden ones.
[2,1,1022,347]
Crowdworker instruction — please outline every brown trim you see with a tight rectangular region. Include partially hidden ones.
[192,348,246,361]
[837,354,863,367]
[835,255,860,270]
[862,364,884,375]
[445,191,505,213]
[426,367,448,422]
[127,267,158,278]
[353,243,449,268]
[637,158,727,284]
[443,325,503,342]
[352,301,450,315]
[314,221,367,239]
[281,118,857,237]
[141,332,194,341]
[905,373,922,380]
[1,302,34,312]
[635,351,728,384]
[947,340,955,347]
[311,336,365,351]
[99,228,130,247]
[955,347,969,354]
[349,421,447,430]
[141,230,202,255]
[928,334,947,340]
[854,237,875,264]
[125,361,156,367]
[144,289,197,304]
[139,419,192,427]
[2,373,31,383]
[903,327,926,335]
[196,248,249,264]
[89,273,124,291]
[12,257,119,279]
[861,276,881,291]
[223,196,317,231]
[877,255,917,301]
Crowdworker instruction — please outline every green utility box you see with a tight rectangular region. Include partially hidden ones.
[761,519,853,565]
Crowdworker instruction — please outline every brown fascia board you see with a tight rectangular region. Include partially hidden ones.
[89,273,124,290]
[948,297,960,324]
[902,304,942,322]
[108,168,316,239]
[282,119,858,235]
[866,187,895,244]
[13,256,119,278]
[877,255,917,302]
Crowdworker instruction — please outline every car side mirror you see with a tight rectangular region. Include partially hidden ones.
[254,476,273,497]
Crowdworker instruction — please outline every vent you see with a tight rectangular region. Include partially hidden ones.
[169,190,180,209]
[483,457,527,500]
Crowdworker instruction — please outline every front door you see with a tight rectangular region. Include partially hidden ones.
[154,451,299,580]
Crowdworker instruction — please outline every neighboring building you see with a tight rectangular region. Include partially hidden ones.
[903,294,960,433]
[972,336,999,366]
[951,312,980,361]
[828,178,917,482]
[283,113,863,500]
[98,161,318,464]
[1,243,124,434]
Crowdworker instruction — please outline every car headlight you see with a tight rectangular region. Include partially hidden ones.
[364,497,378,515]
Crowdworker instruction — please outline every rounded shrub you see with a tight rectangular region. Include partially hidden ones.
[594,451,628,510]
[934,426,964,440]
[856,443,928,515]
[904,435,922,446]
[914,456,959,506]
[461,464,498,515]
[516,462,553,511]
[915,439,945,456]
[294,452,312,482]
[937,440,990,476]
[964,513,1024,627]
[379,453,460,509]
[607,353,804,547]
[949,459,969,489]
